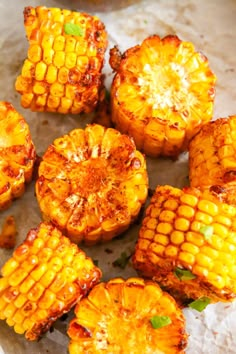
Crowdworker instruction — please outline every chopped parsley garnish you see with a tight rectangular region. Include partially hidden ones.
[64,23,84,36]
[150,316,172,329]
[188,297,211,312]
[199,225,214,240]
[112,251,131,269]
[174,267,196,281]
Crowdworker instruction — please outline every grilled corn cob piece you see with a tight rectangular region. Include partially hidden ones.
[0,222,101,340]
[36,124,148,245]
[0,101,36,210]
[67,277,187,354]
[110,35,216,158]
[133,185,236,304]
[189,115,236,204]
[15,6,107,114]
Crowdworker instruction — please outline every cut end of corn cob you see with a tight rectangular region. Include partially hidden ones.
[0,101,36,210]
[67,277,187,354]
[110,34,216,158]
[133,185,236,304]
[189,115,236,201]
[0,222,101,340]
[35,123,148,245]
[15,6,107,114]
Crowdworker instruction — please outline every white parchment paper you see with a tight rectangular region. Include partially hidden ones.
[0,0,236,353]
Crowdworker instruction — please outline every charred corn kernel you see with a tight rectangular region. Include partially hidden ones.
[68,278,187,354]
[36,124,148,245]
[0,222,101,340]
[0,102,36,210]
[133,184,236,304]
[189,116,236,197]
[15,6,107,114]
[110,34,216,158]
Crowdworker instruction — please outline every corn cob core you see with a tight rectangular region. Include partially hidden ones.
[15,6,107,114]
[67,277,187,354]
[189,115,236,205]
[0,101,36,210]
[35,124,148,245]
[110,35,216,158]
[0,222,101,340]
[133,185,236,303]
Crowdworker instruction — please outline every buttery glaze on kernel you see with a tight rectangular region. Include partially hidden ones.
[110,35,216,158]
[0,222,101,340]
[15,6,108,114]
[35,124,148,245]
[68,278,187,354]
[133,185,236,303]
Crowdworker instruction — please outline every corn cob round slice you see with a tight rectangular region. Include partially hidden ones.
[133,185,236,304]
[0,222,101,340]
[35,124,148,245]
[110,35,216,158]
[0,101,36,210]
[67,277,187,354]
[15,6,107,114]
[189,115,236,205]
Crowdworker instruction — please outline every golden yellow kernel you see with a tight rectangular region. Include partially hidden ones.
[6,318,15,327]
[12,309,24,324]
[181,242,199,255]
[208,272,225,289]
[30,263,48,281]
[53,11,64,23]
[58,66,69,84]
[212,260,229,275]
[143,229,155,240]
[28,282,45,302]
[177,205,195,219]
[14,293,28,308]
[190,220,203,233]
[163,199,179,211]
[3,302,17,318]
[21,59,35,79]
[195,253,213,269]
[8,269,28,287]
[38,289,56,309]
[192,264,209,278]
[195,211,213,225]
[149,243,165,256]
[54,51,66,68]
[174,217,190,232]
[19,276,35,294]
[53,35,66,51]
[50,82,64,97]
[156,222,173,235]
[138,239,151,251]
[154,234,169,246]
[210,235,224,250]
[65,53,77,69]
[0,297,7,311]
[40,270,56,288]
[33,82,47,95]
[211,222,228,238]
[198,199,218,216]
[65,37,76,52]
[218,145,235,159]
[65,84,76,99]
[76,56,89,72]
[180,194,198,207]
[43,48,54,65]
[0,277,9,293]
[145,218,157,230]
[87,45,97,57]
[164,245,178,258]
[21,93,34,108]
[170,230,185,245]
[200,245,219,259]
[35,62,47,81]
[221,203,236,218]
[41,33,54,49]
[221,241,236,253]
[13,323,25,334]
[75,39,87,55]
[46,235,60,249]
[31,238,45,254]
[159,210,176,223]
[178,251,195,265]
[186,231,205,247]
[38,247,53,263]
[28,44,42,63]
[58,97,72,113]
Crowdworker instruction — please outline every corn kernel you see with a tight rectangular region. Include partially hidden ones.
[53,35,66,51]
[180,194,198,207]
[58,66,69,84]
[21,59,35,79]
[175,217,190,231]
[138,239,151,251]
[177,205,195,219]
[210,235,224,250]
[28,282,45,301]
[33,82,47,95]
[145,218,157,230]
[164,245,178,258]
[196,253,213,269]
[40,270,56,288]
[28,44,42,63]
[198,199,218,216]
[159,210,176,223]
[181,242,199,255]
[3,303,17,318]
[192,264,208,277]
[65,37,76,52]
[50,82,64,97]
[19,276,35,294]
[208,272,225,289]
[14,293,28,308]
[38,289,56,309]
[211,222,228,238]
[170,230,185,245]
[143,229,155,240]
[76,56,89,72]
[149,243,165,256]
[31,264,47,281]
[163,199,179,211]
[154,234,169,246]
[186,231,204,246]
[201,246,219,259]
[178,251,195,265]
[213,215,231,227]
[75,39,87,55]
[156,222,173,235]
[41,33,54,49]
[195,211,213,224]
[8,269,28,287]
[54,51,65,68]
[35,62,47,81]
[14,323,25,334]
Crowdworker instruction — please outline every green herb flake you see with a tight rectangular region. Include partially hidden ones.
[150,316,172,329]
[174,267,196,281]
[112,251,131,269]
[199,225,214,240]
[188,297,211,312]
[64,23,84,36]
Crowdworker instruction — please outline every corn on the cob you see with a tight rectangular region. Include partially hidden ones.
[189,116,236,205]
[15,6,107,114]
[133,185,236,304]
[0,222,101,340]
[35,123,148,245]
[0,101,36,210]
[110,35,216,158]
[67,277,187,353]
